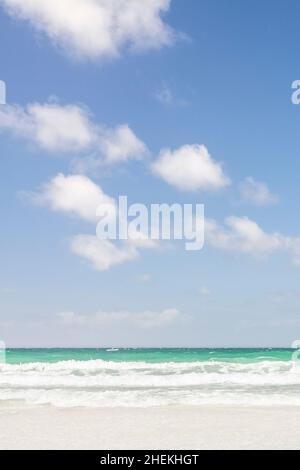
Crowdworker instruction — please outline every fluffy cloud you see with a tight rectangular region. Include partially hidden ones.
[27,173,160,270]
[191,212,300,266]
[206,216,284,257]
[239,177,278,206]
[70,233,160,271]
[100,124,147,164]
[27,173,115,223]
[152,144,230,191]
[58,308,181,329]
[205,215,300,267]
[0,103,94,152]
[70,235,138,271]
[0,101,147,164]
[0,0,175,60]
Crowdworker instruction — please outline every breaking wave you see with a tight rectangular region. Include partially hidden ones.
[1,359,300,408]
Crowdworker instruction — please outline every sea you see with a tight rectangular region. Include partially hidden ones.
[0,348,299,408]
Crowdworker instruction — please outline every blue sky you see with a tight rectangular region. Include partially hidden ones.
[1,0,300,347]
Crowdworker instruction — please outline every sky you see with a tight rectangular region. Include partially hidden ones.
[1,0,300,347]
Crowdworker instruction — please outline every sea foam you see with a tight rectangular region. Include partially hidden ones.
[1,359,300,408]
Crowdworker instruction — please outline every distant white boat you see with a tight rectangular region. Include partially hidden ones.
[106,348,119,352]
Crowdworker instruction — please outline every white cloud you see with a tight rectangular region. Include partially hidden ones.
[155,82,188,107]
[100,124,148,164]
[0,102,95,152]
[26,173,162,271]
[26,173,115,223]
[70,233,161,271]
[205,215,300,267]
[152,144,230,191]
[0,0,176,60]
[206,216,284,257]
[58,308,181,329]
[0,101,147,164]
[239,177,278,206]
[70,235,138,271]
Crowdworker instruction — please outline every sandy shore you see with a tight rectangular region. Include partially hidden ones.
[0,406,300,450]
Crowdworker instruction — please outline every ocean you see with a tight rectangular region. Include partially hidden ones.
[0,348,299,408]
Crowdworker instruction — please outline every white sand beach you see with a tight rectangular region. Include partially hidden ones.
[0,406,300,450]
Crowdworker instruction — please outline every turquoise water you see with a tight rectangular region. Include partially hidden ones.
[4,348,296,364]
[1,348,300,408]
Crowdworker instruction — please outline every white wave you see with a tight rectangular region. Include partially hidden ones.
[0,358,295,373]
[1,359,300,408]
